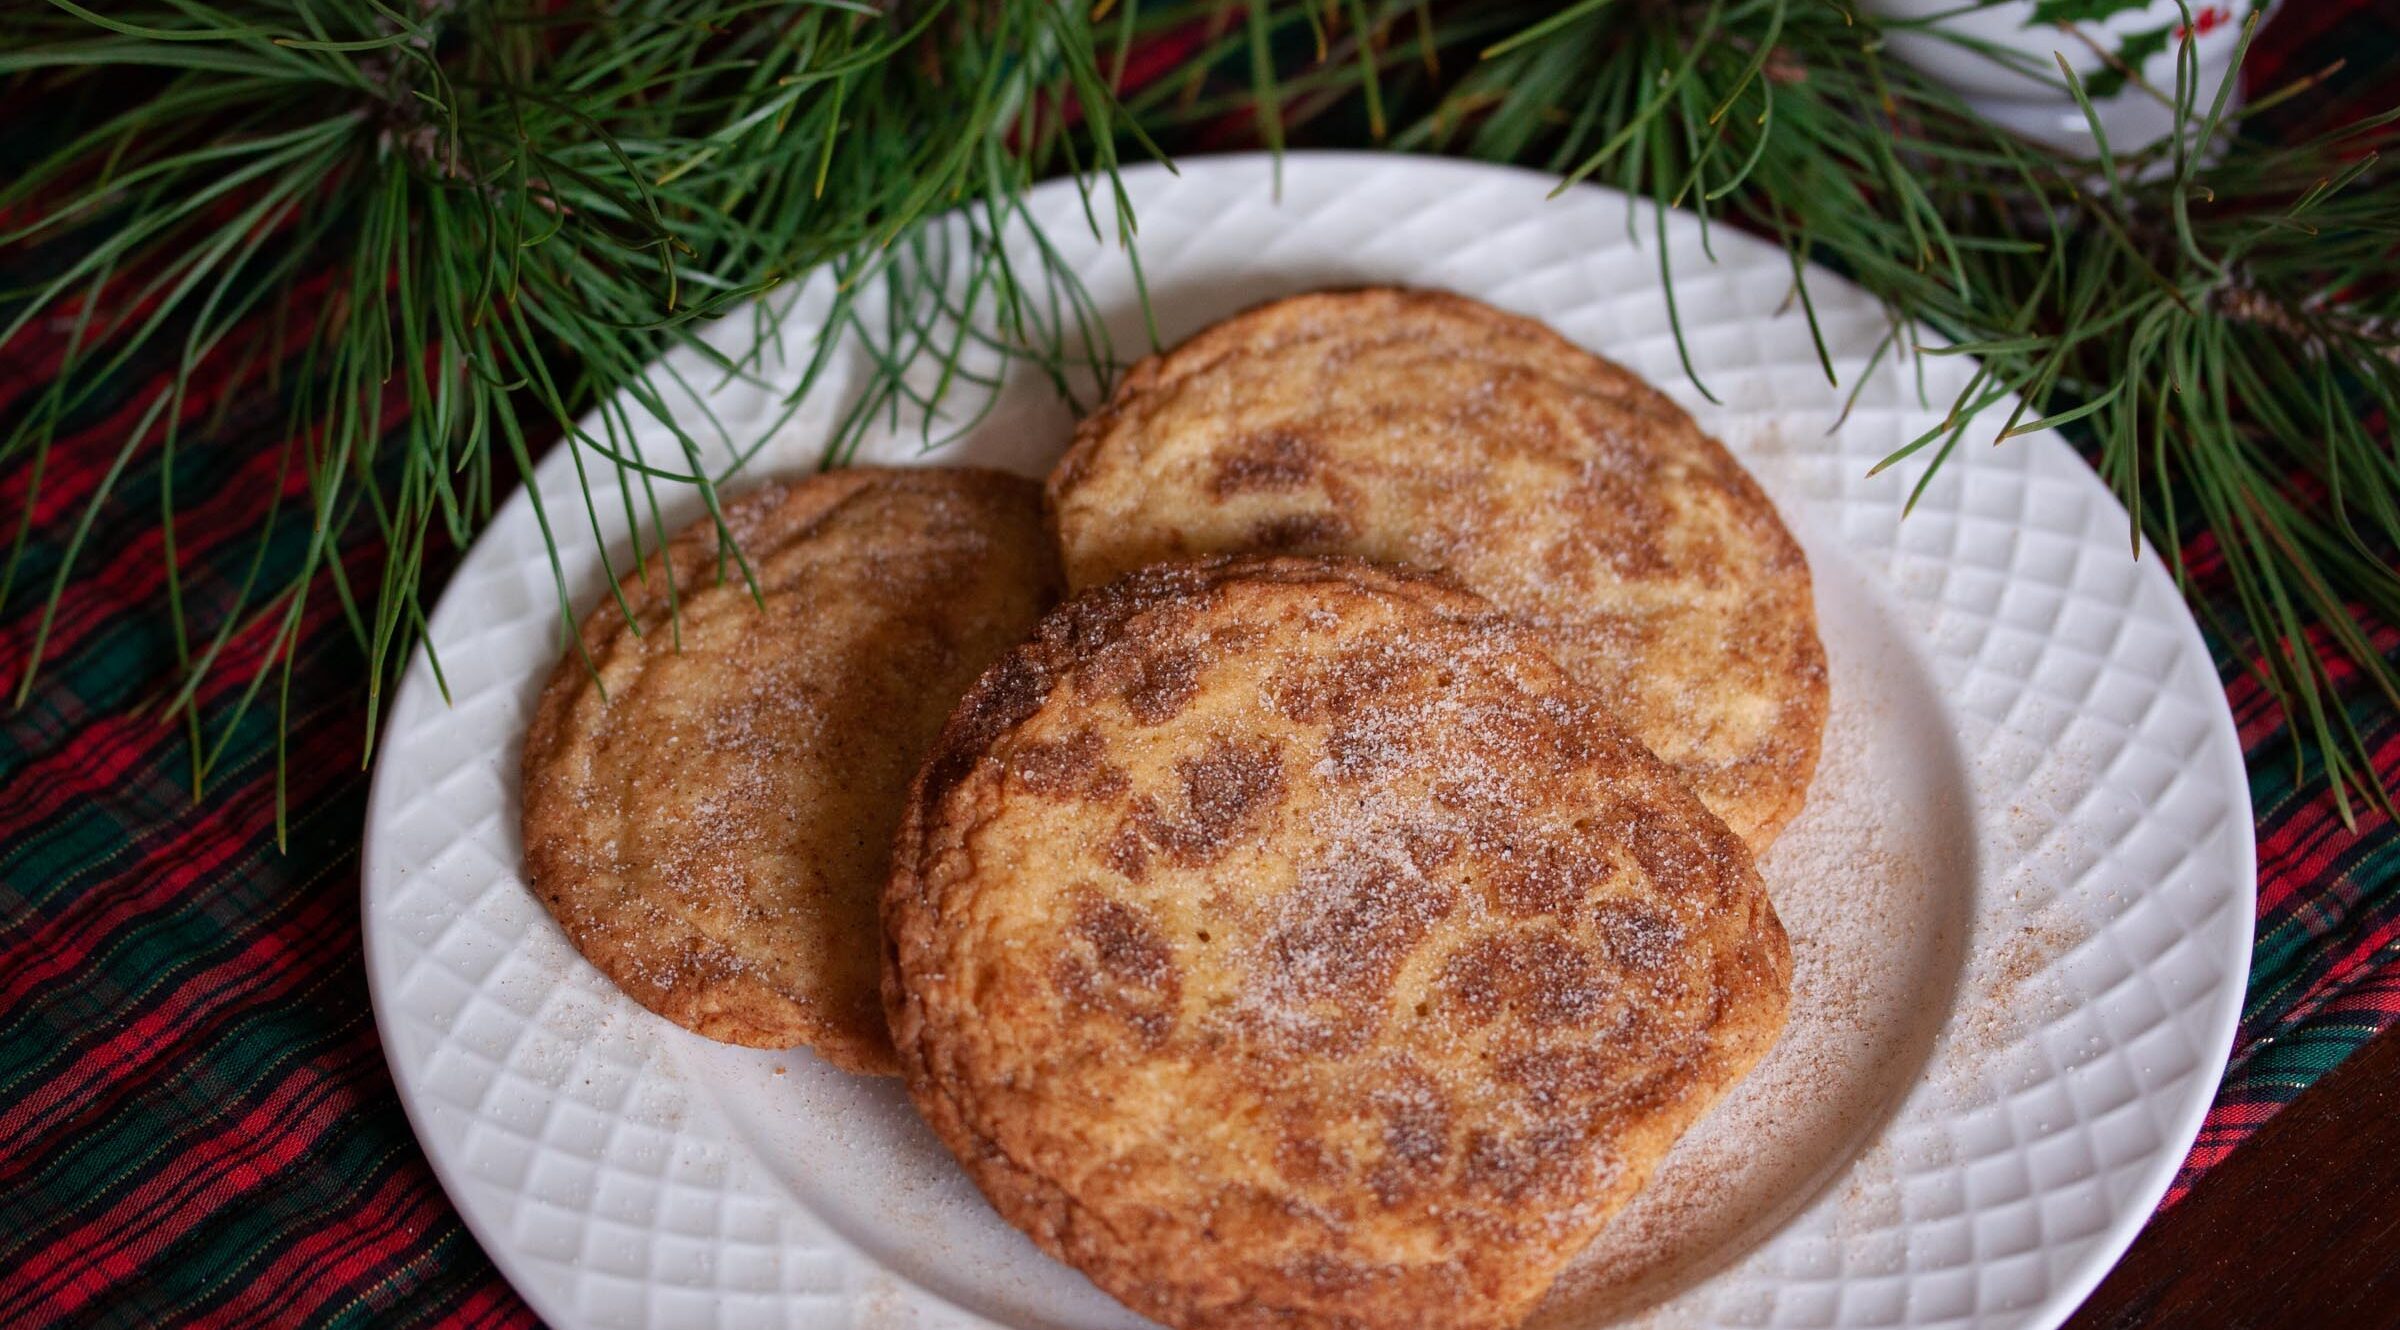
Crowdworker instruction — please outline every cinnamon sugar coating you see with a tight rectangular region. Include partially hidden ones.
[521,467,1060,1074]
[1048,289,1828,850]
[885,555,1791,1330]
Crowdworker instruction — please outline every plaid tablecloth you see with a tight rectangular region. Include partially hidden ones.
[3,8,2396,1326]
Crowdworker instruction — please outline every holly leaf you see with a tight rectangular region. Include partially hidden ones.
[2080,23,2174,98]
[2029,0,2156,24]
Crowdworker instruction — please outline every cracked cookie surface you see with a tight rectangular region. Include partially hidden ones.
[1048,288,1828,850]
[884,554,1792,1330]
[522,466,1059,1073]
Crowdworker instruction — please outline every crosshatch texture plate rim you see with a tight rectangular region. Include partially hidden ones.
[362,152,2253,1330]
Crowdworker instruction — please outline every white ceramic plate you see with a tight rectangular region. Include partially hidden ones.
[363,154,2252,1330]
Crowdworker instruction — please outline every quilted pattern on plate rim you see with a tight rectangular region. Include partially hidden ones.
[360,153,2253,1330]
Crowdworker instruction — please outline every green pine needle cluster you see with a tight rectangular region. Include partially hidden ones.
[0,0,1154,827]
[1306,0,2400,819]
[2,0,2395,828]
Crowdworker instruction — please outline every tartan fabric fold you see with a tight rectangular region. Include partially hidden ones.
[2,7,2395,1324]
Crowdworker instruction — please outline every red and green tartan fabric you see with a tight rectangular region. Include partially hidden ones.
[3,9,2397,1326]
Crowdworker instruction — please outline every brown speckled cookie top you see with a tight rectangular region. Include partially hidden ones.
[1047,288,1829,851]
[884,554,1793,1330]
[520,466,1060,1074]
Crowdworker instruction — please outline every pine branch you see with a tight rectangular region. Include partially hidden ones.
[0,0,1163,836]
[2,0,2395,829]
[1254,0,2400,822]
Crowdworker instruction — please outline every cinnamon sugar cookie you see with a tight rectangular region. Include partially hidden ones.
[522,467,1059,1074]
[1047,288,1827,850]
[884,555,1791,1330]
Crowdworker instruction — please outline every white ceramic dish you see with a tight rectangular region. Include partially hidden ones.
[1865,0,2277,155]
[363,153,2253,1330]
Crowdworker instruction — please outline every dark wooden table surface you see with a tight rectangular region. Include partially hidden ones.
[2065,1021,2400,1327]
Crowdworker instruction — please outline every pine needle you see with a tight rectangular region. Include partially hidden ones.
[2,0,2395,823]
